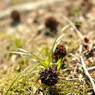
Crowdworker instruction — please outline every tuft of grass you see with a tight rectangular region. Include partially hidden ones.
[4,24,90,95]
[5,24,70,94]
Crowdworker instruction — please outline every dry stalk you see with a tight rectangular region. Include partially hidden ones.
[59,77,79,81]
[87,66,95,72]
[65,78,79,81]
[80,57,95,92]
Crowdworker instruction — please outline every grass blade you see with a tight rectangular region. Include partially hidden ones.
[57,59,63,70]
[26,64,38,76]
[18,48,29,53]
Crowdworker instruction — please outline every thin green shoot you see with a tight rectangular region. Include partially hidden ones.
[57,59,64,71]
[26,64,39,77]
[48,31,56,37]
[7,51,44,63]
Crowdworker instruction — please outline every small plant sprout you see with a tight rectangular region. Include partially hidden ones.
[11,10,21,22]
[45,16,58,31]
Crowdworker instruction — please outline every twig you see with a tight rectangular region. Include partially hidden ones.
[80,57,95,92]
[65,78,79,81]
[60,77,79,81]
[87,66,95,72]
[79,44,83,54]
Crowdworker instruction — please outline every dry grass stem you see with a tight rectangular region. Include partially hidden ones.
[80,57,95,92]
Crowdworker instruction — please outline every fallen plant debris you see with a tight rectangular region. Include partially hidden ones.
[84,48,95,60]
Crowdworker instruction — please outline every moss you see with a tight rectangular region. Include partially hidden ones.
[0,64,89,95]
[0,64,38,95]
[0,60,90,95]
[37,80,88,95]
[35,70,89,95]
[56,80,88,95]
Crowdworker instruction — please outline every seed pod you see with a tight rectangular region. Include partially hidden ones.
[45,16,58,30]
[39,68,59,86]
[84,37,89,43]
[11,10,20,21]
[54,43,67,61]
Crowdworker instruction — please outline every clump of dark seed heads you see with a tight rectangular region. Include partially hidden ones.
[54,43,67,61]
[45,16,58,30]
[39,68,59,86]
[11,10,21,21]
[84,37,89,43]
